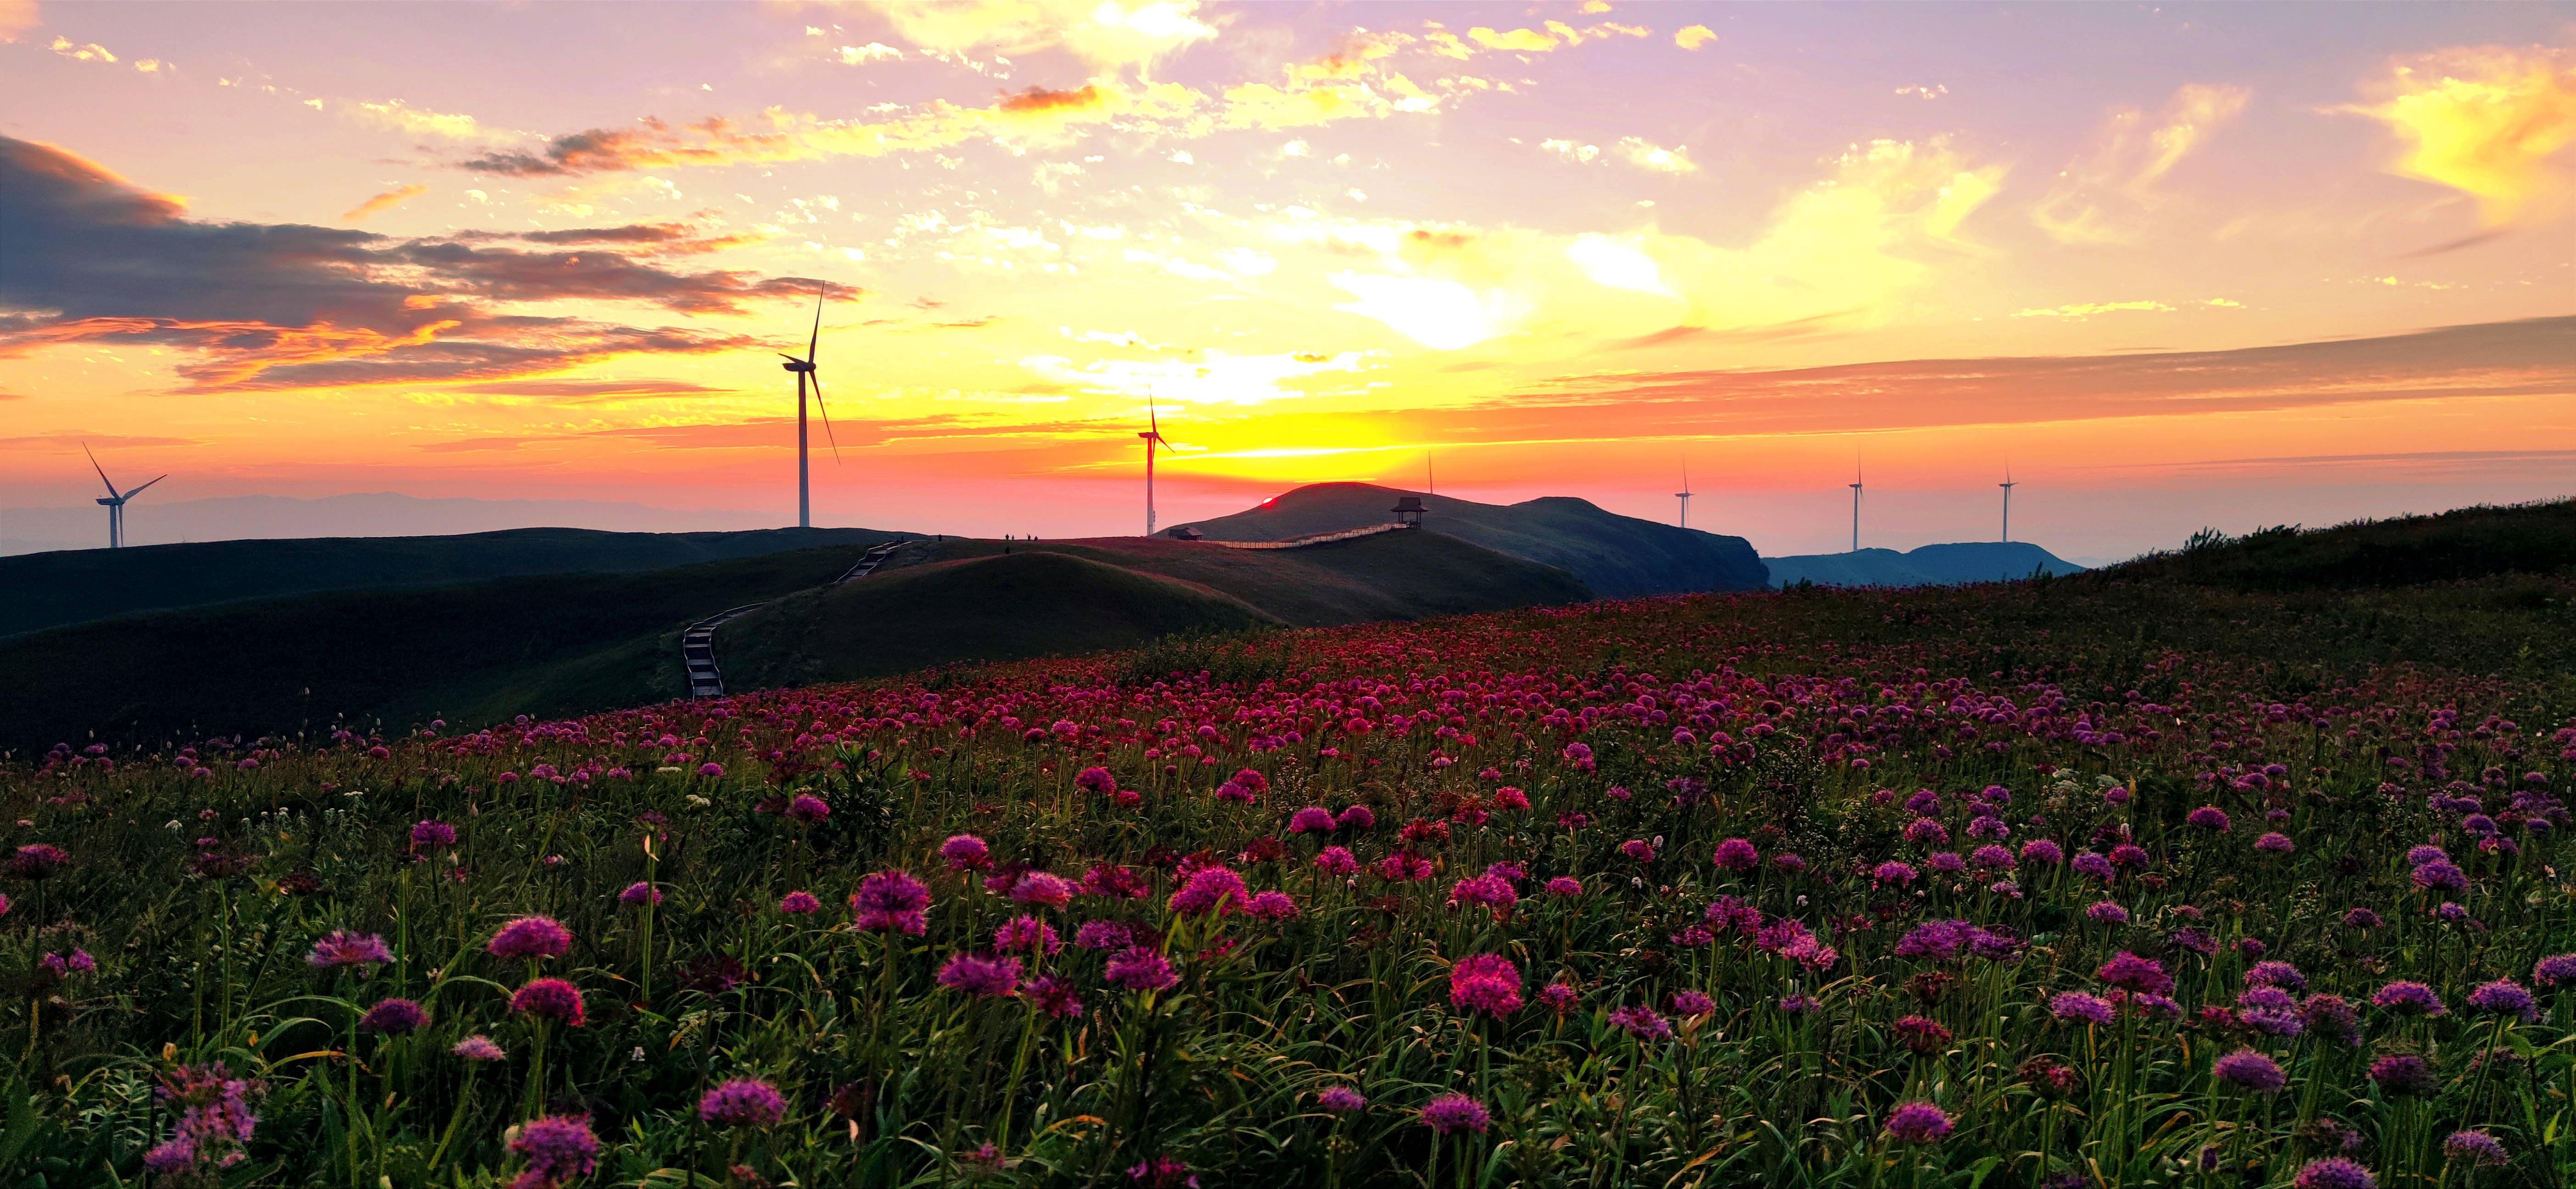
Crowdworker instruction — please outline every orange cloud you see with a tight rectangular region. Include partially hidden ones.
[996,83,1106,114]
[2343,44,2576,235]
[0,0,38,43]
[342,183,427,222]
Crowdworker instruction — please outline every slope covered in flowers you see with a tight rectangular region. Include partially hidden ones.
[3,567,2572,1187]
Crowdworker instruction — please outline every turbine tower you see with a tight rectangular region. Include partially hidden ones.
[1139,393,1171,536]
[84,444,165,550]
[1848,459,1863,552]
[777,285,841,528]
[1999,466,2017,543]
[1675,462,1693,530]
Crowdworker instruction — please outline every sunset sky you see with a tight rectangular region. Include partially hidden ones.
[1,0,2570,557]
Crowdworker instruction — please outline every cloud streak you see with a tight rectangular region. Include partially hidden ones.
[1509,316,2574,436]
[342,183,427,222]
[0,135,841,391]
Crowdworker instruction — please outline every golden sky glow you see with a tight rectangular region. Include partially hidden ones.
[0,1,2570,557]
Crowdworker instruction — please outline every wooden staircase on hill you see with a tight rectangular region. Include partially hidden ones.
[685,540,912,699]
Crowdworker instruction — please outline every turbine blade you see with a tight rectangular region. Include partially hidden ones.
[83,443,120,499]
[125,475,167,499]
[810,372,843,462]
[808,284,824,362]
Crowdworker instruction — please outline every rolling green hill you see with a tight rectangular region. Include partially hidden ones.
[1170,483,1767,597]
[692,529,1593,694]
[712,550,1282,691]
[2100,498,2576,590]
[911,530,1593,626]
[0,543,881,754]
[0,525,904,638]
[0,523,1589,751]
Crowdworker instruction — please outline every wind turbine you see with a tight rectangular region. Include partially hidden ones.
[1999,465,2017,543]
[1139,391,1171,536]
[1675,461,1693,530]
[1426,450,1435,496]
[1847,457,1863,553]
[777,285,841,528]
[84,444,165,550]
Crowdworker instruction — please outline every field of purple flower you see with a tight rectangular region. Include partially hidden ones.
[2,555,2572,1188]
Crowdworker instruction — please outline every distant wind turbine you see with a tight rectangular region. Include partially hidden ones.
[1426,450,1435,496]
[1139,391,1172,536]
[1999,466,2017,543]
[777,285,841,528]
[84,444,165,550]
[1848,457,1863,553]
[1675,461,1693,530]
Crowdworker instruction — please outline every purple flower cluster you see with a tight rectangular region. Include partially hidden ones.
[487,916,573,961]
[698,1077,787,1128]
[1882,1100,1953,1145]
[142,1063,259,1179]
[852,870,932,934]
[308,930,394,971]
[1419,1092,1489,1135]
[508,1114,599,1189]
[1448,954,1522,1017]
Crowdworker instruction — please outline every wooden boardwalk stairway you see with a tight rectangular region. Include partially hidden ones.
[685,539,911,699]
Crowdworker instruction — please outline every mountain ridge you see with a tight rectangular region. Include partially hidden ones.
[1172,482,1766,597]
[1764,541,2086,588]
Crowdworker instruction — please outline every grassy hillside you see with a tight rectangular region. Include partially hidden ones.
[0,527,1586,751]
[714,550,1280,690]
[913,529,1593,625]
[0,524,902,637]
[1765,541,2086,588]
[2102,497,2576,590]
[0,543,879,754]
[1,501,2569,1186]
[1171,482,1767,596]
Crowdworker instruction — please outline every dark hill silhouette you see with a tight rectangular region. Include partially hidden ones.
[0,543,882,754]
[1171,483,1765,597]
[907,530,1592,627]
[2100,499,2576,590]
[0,522,1587,751]
[712,551,1280,691]
[1764,542,2086,588]
[0,526,906,638]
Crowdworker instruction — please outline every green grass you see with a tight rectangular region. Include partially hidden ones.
[1,508,2570,1186]
[710,550,1282,691]
[0,525,902,638]
[0,528,1589,754]
[918,528,1594,626]
[2110,497,2576,590]
[0,543,879,754]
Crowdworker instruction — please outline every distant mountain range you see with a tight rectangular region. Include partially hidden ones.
[1762,542,2086,588]
[1171,482,1767,596]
